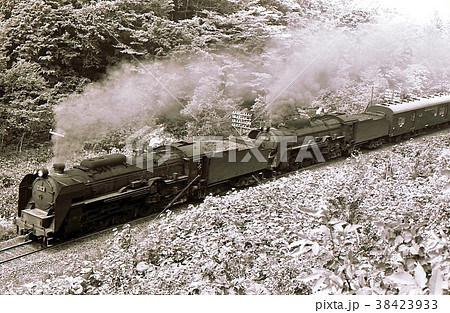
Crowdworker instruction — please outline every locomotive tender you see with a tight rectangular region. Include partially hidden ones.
[15,94,450,244]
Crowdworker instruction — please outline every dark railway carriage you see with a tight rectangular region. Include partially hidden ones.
[129,140,272,187]
[366,95,450,137]
[169,140,271,187]
[335,112,389,148]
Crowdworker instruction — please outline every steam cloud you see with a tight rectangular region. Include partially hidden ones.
[53,15,450,162]
[263,19,450,122]
[52,55,262,162]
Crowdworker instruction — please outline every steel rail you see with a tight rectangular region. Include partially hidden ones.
[0,246,48,265]
[0,240,49,265]
[0,240,33,253]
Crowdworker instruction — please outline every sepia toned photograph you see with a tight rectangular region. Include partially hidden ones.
[0,0,449,298]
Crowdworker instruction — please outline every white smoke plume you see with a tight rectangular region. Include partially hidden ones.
[52,54,262,162]
[52,11,450,161]
[262,18,450,122]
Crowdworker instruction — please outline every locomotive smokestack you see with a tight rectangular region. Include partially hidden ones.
[53,163,65,174]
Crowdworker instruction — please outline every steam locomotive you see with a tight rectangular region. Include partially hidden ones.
[15,94,450,245]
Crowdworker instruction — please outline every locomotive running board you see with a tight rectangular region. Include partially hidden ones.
[72,187,152,206]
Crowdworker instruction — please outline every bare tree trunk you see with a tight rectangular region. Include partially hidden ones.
[18,131,25,153]
[0,131,3,152]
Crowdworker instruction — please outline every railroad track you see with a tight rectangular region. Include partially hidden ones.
[0,239,47,265]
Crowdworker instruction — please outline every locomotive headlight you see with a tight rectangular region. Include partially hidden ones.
[37,168,49,178]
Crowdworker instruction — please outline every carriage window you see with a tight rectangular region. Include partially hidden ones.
[439,107,446,117]
[398,116,405,127]
[433,108,438,116]
[411,112,416,122]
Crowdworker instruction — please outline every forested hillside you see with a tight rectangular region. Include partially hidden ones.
[1,0,449,295]
[1,0,449,152]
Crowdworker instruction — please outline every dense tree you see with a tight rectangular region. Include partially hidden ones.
[0,0,448,148]
[0,0,190,146]
[0,60,52,148]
